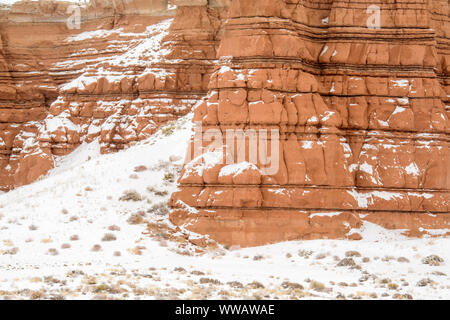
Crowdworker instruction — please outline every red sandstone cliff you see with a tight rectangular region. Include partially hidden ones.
[0,0,226,190]
[169,0,450,246]
[0,0,448,247]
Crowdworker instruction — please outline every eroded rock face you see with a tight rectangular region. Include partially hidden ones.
[170,0,450,246]
[0,0,225,190]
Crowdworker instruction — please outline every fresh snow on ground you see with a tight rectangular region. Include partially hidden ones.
[0,114,449,300]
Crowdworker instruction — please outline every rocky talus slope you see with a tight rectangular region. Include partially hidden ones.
[0,0,227,190]
[170,0,450,246]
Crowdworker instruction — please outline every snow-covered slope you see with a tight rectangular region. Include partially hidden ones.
[0,114,448,300]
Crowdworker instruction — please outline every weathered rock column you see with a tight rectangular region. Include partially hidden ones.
[169,0,450,247]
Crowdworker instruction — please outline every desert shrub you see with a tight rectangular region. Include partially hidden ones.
[163,172,175,183]
[247,281,264,289]
[127,213,144,225]
[337,258,356,267]
[119,190,142,202]
[393,293,413,300]
[417,278,433,287]
[3,247,18,255]
[345,251,361,257]
[47,248,59,256]
[102,233,117,241]
[397,257,410,263]
[200,278,222,285]
[315,253,327,260]
[422,255,444,266]
[388,283,399,290]
[227,281,244,288]
[281,281,304,290]
[148,203,169,216]
[162,126,175,136]
[298,249,313,258]
[309,281,325,292]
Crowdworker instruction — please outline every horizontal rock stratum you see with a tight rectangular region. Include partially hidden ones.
[0,0,228,189]
[169,0,450,246]
[0,0,448,247]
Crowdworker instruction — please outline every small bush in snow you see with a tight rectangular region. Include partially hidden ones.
[345,251,361,257]
[147,186,169,197]
[200,278,222,285]
[298,249,313,258]
[315,253,327,260]
[382,255,395,262]
[393,293,413,300]
[253,255,264,261]
[309,281,326,292]
[227,281,244,288]
[29,225,38,231]
[113,251,121,257]
[108,225,120,231]
[247,281,264,289]
[3,247,19,255]
[93,284,110,293]
[337,258,356,267]
[61,243,71,249]
[70,235,79,241]
[422,255,444,266]
[397,257,410,263]
[388,283,399,290]
[148,203,169,216]
[281,281,304,290]
[47,248,59,256]
[417,278,433,287]
[119,190,143,202]
[163,172,175,183]
[161,125,175,136]
[102,233,117,241]
[127,213,144,225]
[30,291,46,300]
